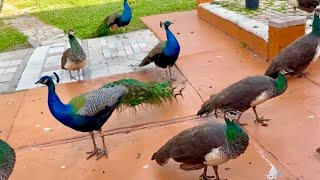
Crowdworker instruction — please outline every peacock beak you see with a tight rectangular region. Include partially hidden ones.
[35,80,41,84]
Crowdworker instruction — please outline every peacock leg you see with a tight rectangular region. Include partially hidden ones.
[82,68,85,80]
[122,27,128,38]
[199,166,214,180]
[96,128,108,160]
[168,66,177,81]
[234,112,247,126]
[252,106,270,127]
[68,70,76,80]
[293,7,297,16]
[298,72,309,78]
[213,166,226,180]
[77,70,84,83]
[86,132,102,160]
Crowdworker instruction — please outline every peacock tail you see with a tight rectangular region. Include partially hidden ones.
[92,23,112,38]
[0,139,15,180]
[102,78,178,109]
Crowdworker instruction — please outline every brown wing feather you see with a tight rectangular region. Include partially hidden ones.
[61,48,71,70]
[105,11,121,27]
[265,34,320,78]
[151,122,225,167]
[197,76,275,116]
[139,41,165,66]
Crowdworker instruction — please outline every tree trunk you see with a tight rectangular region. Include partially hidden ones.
[0,0,4,15]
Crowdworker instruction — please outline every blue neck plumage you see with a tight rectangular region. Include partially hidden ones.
[120,1,132,23]
[163,26,180,56]
[46,81,73,127]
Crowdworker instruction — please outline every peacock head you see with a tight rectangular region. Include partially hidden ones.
[67,29,75,36]
[224,110,246,141]
[35,72,60,86]
[160,21,173,29]
[279,68,294,76]
[315,6,320,16]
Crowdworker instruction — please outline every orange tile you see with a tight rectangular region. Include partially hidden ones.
[11,118,293,180]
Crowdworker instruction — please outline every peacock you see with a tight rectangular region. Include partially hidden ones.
[265,7,320,79]
[61,29,87,82]
[197,69,293,126]
[286,0,320,15]
[0,139,16,180]
[152,111,249,180]
[35,73,183,160]
[92,0,132,38]
[139,21,180,81]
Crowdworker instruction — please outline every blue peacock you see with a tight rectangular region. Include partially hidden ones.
[35,73,183,160]
[0,139,15,180]
[139,21,180,80]
[92,0,132,38]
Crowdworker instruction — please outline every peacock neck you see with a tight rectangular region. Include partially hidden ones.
[220,120,249,159]
[68,35,84,57]
[274,73,287,94]
[312,14,320,36]
[46,81,73,126]
[163,26,180,56]
[122,1,132,20]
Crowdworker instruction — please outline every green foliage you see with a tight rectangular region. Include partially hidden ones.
[8,0,196,39]
[103,78,175,109]
[0,21,29,52]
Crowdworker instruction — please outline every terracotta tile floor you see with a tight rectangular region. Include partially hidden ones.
[2,10,320,179]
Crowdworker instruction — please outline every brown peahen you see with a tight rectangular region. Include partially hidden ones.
[197,69,293,126]
[61,29,87,82]
[152,111,249,180]
[265,6,320,78]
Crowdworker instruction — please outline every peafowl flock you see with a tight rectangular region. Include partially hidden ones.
[139,21,180,81]
[92,0,132,38]
[35,73,184,160]
[0,139,15,180]
[152,111,249,180]
[61,29,87,82]
[286,0,320,15]
[265,7,320,79]
[197,69,293,126]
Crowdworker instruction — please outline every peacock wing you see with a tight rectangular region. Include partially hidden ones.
[214,76,273,111]
[168,123,225,165]
[105,11,121,26]
[0,139,16,180]
[139,41,166,66]
[68,85,127,116]
[265,34,320,78]
[61,48,72,69]
[298,0,320,12]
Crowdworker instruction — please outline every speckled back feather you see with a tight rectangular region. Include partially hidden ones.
[0,139,15,180]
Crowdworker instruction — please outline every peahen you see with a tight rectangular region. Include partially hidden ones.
[286,0,320,15]
[35,73,183,160]
[265,7,320,79]
[61,29,87,82]
[92,0,132,38]
[197,69,293,126]
[152,111,249,180]
[0,139,16,180]
[139,21,180,81]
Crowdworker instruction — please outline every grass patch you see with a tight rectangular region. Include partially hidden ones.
[0,21,29,52]
[7,0,196,39]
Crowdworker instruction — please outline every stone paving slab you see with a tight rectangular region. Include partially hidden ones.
[13,29,158,92]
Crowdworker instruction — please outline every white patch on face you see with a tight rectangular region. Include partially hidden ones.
[43,79,48,84]
[250,91,270,107]
[203,147,229,166]
[312,43,320,62]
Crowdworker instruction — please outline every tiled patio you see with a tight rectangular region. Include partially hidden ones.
[1,10,320,180]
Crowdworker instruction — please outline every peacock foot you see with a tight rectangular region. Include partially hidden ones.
[77,79,85,83]
[199,175,214,180]
[96,149,108,160]
[298,72,310,78]
[86,148,103,160]
[255,117,270,127]
[316,147,320,153]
